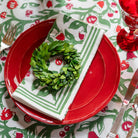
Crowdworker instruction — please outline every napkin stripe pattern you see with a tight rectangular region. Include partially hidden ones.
[12,14,104,120]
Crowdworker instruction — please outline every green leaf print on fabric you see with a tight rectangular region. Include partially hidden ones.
[29,2,40,7]
[65,29,74,40]
[0,64,2,73]
[118,77,131,96]
[69,20,87,33]
[20,3,28,9]
[63,15,72,24]
[98,16,111,28]
[32,79,40,91]
[37,87,49,97]
[97,117,104,134]
[55,0,66,8]
[112,94,122,102]
[12,114,19,121]
[127,66,133,72]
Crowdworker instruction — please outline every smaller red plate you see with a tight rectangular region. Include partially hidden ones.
[4,19,120,125]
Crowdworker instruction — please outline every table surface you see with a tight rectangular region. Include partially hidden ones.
[0,0,138,138]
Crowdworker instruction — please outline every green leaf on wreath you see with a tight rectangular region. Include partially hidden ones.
[29,2,40,7]
[20,3,28,9]
[32,79,40,91]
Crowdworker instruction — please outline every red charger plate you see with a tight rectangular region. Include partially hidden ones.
[4,19,121,125]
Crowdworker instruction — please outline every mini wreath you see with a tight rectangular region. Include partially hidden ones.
[30,40,81,91]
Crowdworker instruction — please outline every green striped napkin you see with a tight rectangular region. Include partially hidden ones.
[12,13,104,121]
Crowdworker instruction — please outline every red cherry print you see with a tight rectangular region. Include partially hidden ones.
[79,32,85,40]
[66,3,73,10]
[56,33,65,41]
[64,126,70,131]
[46,0,52,8]
[127,51,137,60]
[59,131,66,137]
[116,25,121,32]
[108,13,113,17]
[87,16,97,24]
[0,12,7,19]
[122,121,132,131]
[97,1,104,8]
[7,0,18,9]
[55,59,62,65]
[120,60,129,70]
[15,133,23,138]
[115,10,118,13]
[88,131,99,138]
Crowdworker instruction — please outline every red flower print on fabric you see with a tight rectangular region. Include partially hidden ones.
[1,56,6,61]
[15,132,23,138]
[56,33,65,41]
[108,13,114,17]
[25,10,33,17]
[88,131,99,138]
[120,60,129,70]
[7,0,18,9]
[79,32,85,40]
[0,12,7,19]
[122,121,132,131]
[0,108,13,120]
[87,16,97,24]
[24,114,32,123]
[116,25,121,32]
[46,0,52,8]
[127,51,137,60]
[97,1,104,8]
[66,3,73,10]
[111,2,117,8]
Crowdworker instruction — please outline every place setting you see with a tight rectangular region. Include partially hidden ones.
[4,13,121,125]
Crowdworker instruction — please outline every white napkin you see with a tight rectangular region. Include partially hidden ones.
[12,13,104,121]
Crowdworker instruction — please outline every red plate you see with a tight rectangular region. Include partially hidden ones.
[4,19,120,125]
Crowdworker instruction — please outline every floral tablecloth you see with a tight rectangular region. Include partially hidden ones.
[0,0,138,138]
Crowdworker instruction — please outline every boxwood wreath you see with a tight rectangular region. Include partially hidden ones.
[30,40,81,91]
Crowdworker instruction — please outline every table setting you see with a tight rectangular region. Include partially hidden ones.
[0,0,138,138]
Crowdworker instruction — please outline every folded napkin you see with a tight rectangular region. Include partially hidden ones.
[12,13,104,121]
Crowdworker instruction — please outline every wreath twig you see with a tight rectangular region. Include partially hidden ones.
[30,41,81,91]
